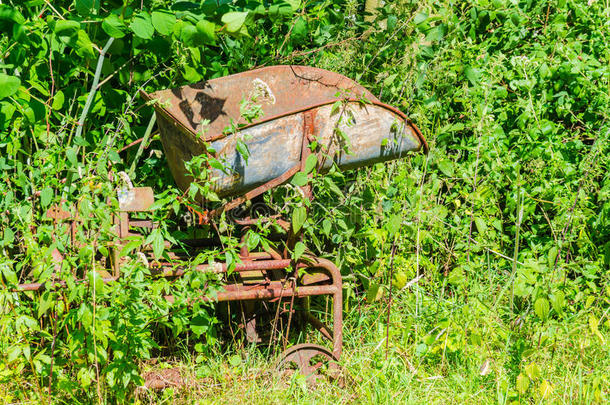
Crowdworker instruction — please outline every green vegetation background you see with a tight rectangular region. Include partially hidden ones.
[0,0,609,403]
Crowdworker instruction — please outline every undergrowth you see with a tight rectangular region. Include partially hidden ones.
[1,0,609,403]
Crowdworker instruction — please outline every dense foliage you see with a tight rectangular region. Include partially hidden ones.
[1,0,609,403]
[0,0,356,402]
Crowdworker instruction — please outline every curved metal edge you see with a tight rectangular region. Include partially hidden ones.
[375,101,429,154]
[141,89,428,156]
[275,343,338,369]
[140,88,201,145]
[299,256,343,361]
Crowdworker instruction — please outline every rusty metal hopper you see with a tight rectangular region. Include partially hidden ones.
[142,65,427,199]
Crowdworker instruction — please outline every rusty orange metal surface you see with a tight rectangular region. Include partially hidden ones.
[141,65,427,199]
[143,65,379,141]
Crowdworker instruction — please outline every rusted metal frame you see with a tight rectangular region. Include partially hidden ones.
[304,311,333,342]
[152,250,273,263]
[298,256,343,360]
[240,227,251,259]
[300,109,317,199]
[213,284,337,302]
[17,277,119,292]
[15,257,289,291]
[16,252,343,359]
[128,219,155,228]
[283,277,297,351]
[233,215,281,226]
[153,258,292,278]
[46,204,76,244]
[233,216,291,233]
[208,165,300,219]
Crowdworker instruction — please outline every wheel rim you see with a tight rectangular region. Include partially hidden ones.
[276,343,338,382]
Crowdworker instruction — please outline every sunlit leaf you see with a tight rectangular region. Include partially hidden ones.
[102,14,127,38]
[130,12,154,40]
[152,10,176,36]
[221,11,248,33]
[0,74,20,99]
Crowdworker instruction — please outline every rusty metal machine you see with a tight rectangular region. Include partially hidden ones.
[17,66,427,380]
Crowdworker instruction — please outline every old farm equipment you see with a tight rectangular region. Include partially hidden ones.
[17,65,427,380]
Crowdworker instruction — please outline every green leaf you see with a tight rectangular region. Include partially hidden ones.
[366,282,381,303]
[7,346,21,363]
[293,241,305,261]
[52,90,65,110]
[387,14,397,31]
[235,139,249,162]
[38,292,53,317]
[191,315,210,336]
[0,73,20,99]
[291,171,308,187]
[384,73,398,87]
[120,239,142,257]
[525,362,541,380]
[534,297,550,321]
[269,2,293,19]
[75,30,95,58]
[550,290,564,315]
[87,270,104,296]
[40,187,53,208]
[589,314,605,343]
[78,367,94,387]
[130,12,154,40]
[102,14,127,38]
[539,380,554,399]
[547,246,558,268]
[426,24,446,42]
[438,160,454,177]
[66,147,78,167]
[246,231,260,251]
[0,5,25,24]
[151,10,176,36]
[180,23,208,47]
[1,266,17,284]
[414,12,428,25]
[324,177,344,198]
[221,11,248,33]
[53,20,80,36]
[75,0,98,16]
[330,100,342,115]
[285,0,302,11]
[322,218,331,236]
[292,206,307,233]
[516,373,530,394]
[464,66,480,87]
[292,16,307,41]
[474,217,487,234]
[304,154,317,174]
[448,267,466,286]
[145,229,164,258]
[386,214,401,236]
[228,354,241,367]
[2,228,15,247]
[196,19,217,45]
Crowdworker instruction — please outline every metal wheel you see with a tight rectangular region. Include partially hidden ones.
[275,343,339,383]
